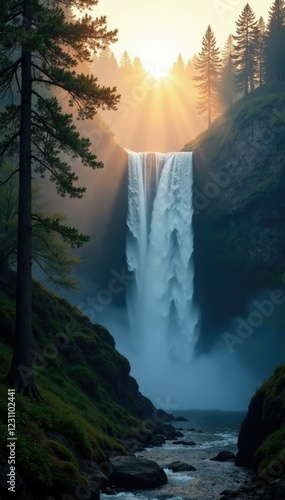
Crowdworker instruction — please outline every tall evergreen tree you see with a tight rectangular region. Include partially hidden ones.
[0,164,88,289]
[265,0,285,82]
[93,47,118,86]
[132,56,144,74]
[0,0,119,398]
[119,51,132,72]
[171,54,185,76]
[131,56,146,82]
[233,3,258,96]
[220,34,237,109]
[255,17,266,87]
[193,26,222,127]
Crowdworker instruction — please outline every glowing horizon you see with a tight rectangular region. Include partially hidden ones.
[93,0,272,69]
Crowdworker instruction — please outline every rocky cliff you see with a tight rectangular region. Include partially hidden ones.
[235,364,285,483]
[184,83,285,351]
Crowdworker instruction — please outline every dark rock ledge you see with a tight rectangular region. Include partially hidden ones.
[108,456,167,489]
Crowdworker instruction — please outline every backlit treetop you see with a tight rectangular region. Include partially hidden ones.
[0,0,120,399]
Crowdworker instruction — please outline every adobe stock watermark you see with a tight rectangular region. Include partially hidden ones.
[78,266,134,322]
[252,440,285,491]
[116,71,160,122]
[223,273,285,354]
[193,108,285,216]
[17,321,80,386]
[68,69,161,171]
[61,396,179,499]
[214,0,243,20]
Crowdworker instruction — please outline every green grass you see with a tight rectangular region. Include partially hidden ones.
[255,365,285,417]
[251,365,285,472]
[256,425,285,471]
[0,272,147,495]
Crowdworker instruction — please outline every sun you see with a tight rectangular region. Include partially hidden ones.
[138,40,173,80]
[147,64,170,81]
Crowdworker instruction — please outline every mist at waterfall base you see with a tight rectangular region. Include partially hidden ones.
[96,152,260,412]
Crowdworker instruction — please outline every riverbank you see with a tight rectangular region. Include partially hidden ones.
[111,410,250,500]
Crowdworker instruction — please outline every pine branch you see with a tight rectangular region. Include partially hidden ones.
[31,214,90,248]
[0,168,19,187]
[0,58,21,78]
[0,131,20,159]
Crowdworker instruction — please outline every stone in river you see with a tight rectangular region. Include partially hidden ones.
[109,456,167,489]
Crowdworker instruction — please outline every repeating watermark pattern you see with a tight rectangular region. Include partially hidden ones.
[61,396,179,499]
[17,322,80,386]
[223,273,285,353]
[193,109,285,215]
[78,266,134,322]
[7,388,17,493]
[252,440,285,490]
[15,267,133,387]
[68,70,161,172]
[213,0,244,20]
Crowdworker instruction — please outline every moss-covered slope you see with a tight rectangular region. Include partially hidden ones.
[236,364,285,477]
[184,83,285,350]
[0,272,157,497]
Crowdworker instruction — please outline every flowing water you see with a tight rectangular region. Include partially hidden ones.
[126,152,199,401]
[102,410,250,500]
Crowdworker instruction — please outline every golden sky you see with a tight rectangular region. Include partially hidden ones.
[94,0,273,72]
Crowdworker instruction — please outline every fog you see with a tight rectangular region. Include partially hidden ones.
[78,304,259,411]
[74,285,285,412]
[37,130,285,412]
[34,54,284,413]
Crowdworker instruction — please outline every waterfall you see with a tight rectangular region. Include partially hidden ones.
[126,151,199,387]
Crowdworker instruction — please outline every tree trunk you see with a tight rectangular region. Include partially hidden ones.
[7,0,41,401]
[0,251,9,277]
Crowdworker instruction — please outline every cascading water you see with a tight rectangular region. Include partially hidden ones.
[126,151,199,401]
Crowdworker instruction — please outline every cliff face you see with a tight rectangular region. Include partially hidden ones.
[184,84,285,350]
[235,365,285,474]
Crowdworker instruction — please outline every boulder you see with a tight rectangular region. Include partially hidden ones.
[154,423,177,439]
[220,489,239,497]
[174,431,184,438]
[79,459,110,490]
[109,456,167,489]
[168,461,196,472]
[152,434,166,446]
[120,438,146,453]
[211,451,235,462]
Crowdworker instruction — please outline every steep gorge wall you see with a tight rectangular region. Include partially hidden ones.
[184,85,285,351]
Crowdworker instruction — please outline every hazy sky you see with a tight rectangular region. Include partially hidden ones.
[94,0,273,73]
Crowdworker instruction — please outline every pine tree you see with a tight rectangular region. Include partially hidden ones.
[255,17,266,87]
[193,26,222,127]
[0,164,89,289]
[220,34,237,109]
[171,54,185,75]
[131,56,146,82]
[132,56,144,74]
[233,3,258,96]
[119,51,132,72]
[0,0,119,399]
[93,47,118,86]
[265,0,285,82]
